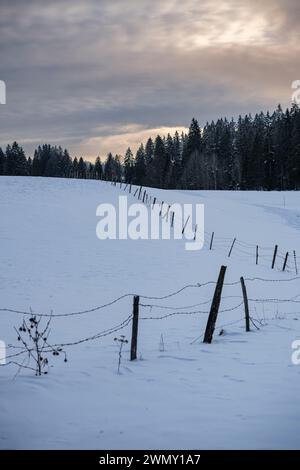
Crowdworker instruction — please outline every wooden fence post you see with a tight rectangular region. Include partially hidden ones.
[152,197,156,209]
[162,205,170,221]
[142,190,146,203]
[282,252,289,272]
[240,277,250,332]
[130,295,140,361]
[293,250,298,275]
[256,245,259,265]
[138,186,143,200]
[159,201,164,216]
[182,215,190,235]
[228,238,236,257]
[167,205,171,220]
[171,211,175,228]
[203,265,227,344]
[209,232,214,250]
[271,244,278,269]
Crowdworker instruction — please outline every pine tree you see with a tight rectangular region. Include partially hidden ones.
[171,131,182,188]
[133,144,146,184]
[262,111,276,190]
[0,147,6,175]
[182,118,202,167]
[290,103,300,188]
[94,156,103,180]
[113,155,122,181]
[145,138,154,167]
[235,115,254,189]
[27,156,32,175]
[152,135,167,187]
[72,157,79,178]
[124,147,134,183]
[104,153,114,181]
[62,149,72,177]
[78,157,87,179]
[32,149,40,176]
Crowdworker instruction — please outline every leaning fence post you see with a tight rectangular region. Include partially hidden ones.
[164,204,171,222]
[228,238,236,258]
[240,277,250,332]
[203,265,227,344]
[271,244,278,269]
[170,211,175,228]
[209,232,214,250]
[182,215,190,235]
[130,295,140,361]
[193,224,197,241]
[152,197,156,209]
[282,252,289,272]
[142,190,146,203]
[159,201,164,216]
[293,250,298,275]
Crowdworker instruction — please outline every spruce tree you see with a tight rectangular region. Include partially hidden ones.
[133,144,146,184]
[145,138,154,167]
[94,156,103,180]
[27,156,33,176]
[124,147,134,183]
[290,103,300,189]
[182,118,202,168]
[78,157,87,179]
[72,157,79,178]
[113,155,122,181]
[104,153,114,181]
[152,135,167,187]
[32,149,41,176]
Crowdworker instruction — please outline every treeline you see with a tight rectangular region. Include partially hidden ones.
[1,103,300,190]
[0,144,104,180]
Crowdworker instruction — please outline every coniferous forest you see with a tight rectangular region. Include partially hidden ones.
[1,103,300,190]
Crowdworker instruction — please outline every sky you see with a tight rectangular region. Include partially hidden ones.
[0,0,300,161]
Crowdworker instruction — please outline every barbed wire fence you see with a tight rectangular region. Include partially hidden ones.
[108,179,298,275]
[1,180,299,373]
[1,265,300,374]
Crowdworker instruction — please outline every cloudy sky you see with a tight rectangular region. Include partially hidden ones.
[0,0,299,160]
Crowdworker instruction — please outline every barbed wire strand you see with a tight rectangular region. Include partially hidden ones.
[140,301,244,321]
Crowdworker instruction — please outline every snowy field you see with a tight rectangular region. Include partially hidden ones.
[0,176,300,449]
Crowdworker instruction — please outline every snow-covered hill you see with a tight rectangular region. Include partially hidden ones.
[0,176,300,449]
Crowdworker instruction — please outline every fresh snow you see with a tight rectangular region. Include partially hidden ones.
[0,176,300,449]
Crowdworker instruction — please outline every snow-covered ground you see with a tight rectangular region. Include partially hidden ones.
[0,176,300,449]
